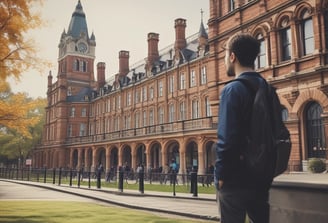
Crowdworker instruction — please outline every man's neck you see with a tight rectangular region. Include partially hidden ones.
[235,66,254,76]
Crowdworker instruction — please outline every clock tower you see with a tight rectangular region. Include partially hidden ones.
[44,0,98,163]
[57,0,96,94]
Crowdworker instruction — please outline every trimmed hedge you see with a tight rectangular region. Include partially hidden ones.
[308,158,326,173]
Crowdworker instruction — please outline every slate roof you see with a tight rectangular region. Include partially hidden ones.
[67,0,89,39]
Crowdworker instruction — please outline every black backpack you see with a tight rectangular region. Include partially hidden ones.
[233,75,291,182]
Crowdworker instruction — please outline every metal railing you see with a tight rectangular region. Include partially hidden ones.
[63,116,216,145]
[0,167,215,197]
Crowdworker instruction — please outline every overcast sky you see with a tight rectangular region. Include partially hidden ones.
[9,0,209,98]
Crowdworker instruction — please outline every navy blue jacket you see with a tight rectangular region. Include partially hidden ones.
[215,72,267,187]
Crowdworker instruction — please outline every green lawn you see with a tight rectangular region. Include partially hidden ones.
[59,179,216,194]
[0,201,211,223]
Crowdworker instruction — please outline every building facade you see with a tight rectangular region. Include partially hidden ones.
[33,0,328,174]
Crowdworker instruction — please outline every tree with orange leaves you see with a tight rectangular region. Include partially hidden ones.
[0,0,49,137]
[0,0,46,80]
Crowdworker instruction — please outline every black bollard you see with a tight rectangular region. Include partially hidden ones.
[173,172,176,196]
[118,169,124,192]
[88,171,91,189]
[36,170,39,182]
[58,168,62,186]
[52,168,56,184]
[77,170,81,188]
[190,172,194,194]
[96,170,101,189]
[190,171,198,197]
[69,169,73,187]
[139,170,144,194]
[44,167,47,183]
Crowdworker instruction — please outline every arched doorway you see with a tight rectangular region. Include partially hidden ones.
[122,146,132,168]
[205,141,216,172]
[166,141,180,171]
[305,102,326,159]
[72,150,78,169]
[186,141,198,171]
[97,148,106,167]
[136,144,146,166]
[110,147,118,169]
[86,148,92,170]
[149,142,161,170]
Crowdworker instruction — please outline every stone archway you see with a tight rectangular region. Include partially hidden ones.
[205,141,216,173]
[110,147,118,169]
[97,147,106,167]
[72,149,78,169]
[136,144,146,167]
[304,101,326,159]
[186,141,198,172]
[149,142,161,171]
[165,140,180,171]
[122,145,132,168]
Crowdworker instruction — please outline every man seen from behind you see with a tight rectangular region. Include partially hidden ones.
[214,33,273,223]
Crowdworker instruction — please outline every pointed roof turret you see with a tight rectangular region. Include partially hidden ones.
[198,9,208,39]
[90,31,95,41]
[67,0,89,39]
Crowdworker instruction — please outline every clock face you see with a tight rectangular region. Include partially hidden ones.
[77,42,87,53]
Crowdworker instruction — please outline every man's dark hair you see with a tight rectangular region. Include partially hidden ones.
[227,33,260,68]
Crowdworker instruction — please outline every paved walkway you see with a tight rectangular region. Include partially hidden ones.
[0,179,220,221]
[1,172,327,222]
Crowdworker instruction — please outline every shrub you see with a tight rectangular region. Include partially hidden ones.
[308,158,326,173]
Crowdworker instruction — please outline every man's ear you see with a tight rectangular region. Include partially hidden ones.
[230,52,236,63]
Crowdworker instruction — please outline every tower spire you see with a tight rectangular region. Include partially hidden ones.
[67,0,89,39]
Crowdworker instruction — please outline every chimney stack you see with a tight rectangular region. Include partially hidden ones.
[119,50,130,76]
[174,18,187,51]
[147,32,159,67]
[97,62,106,89]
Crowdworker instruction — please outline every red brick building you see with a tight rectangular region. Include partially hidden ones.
[33,0,328,173]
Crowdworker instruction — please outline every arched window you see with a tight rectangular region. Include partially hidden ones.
[67,86,72,96]
[169,103,175,123]
[74,59,79,71]
[82,61,87,72]
[68,124,73,137]
[143,110,147,127]
[229,0,235,11]
[150,87,154,99]
[305,102,326,158]
[70,107,75,117]
[158,107,164,124]
[205,97,211,117]
[149,109,154,126]
[179,101,185,121]
[201,66,207,85]
[300,9,314,55]
[192,99,199,119]
[279,18,292,61]
[135,112,140,128]
[255,33,266,69]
